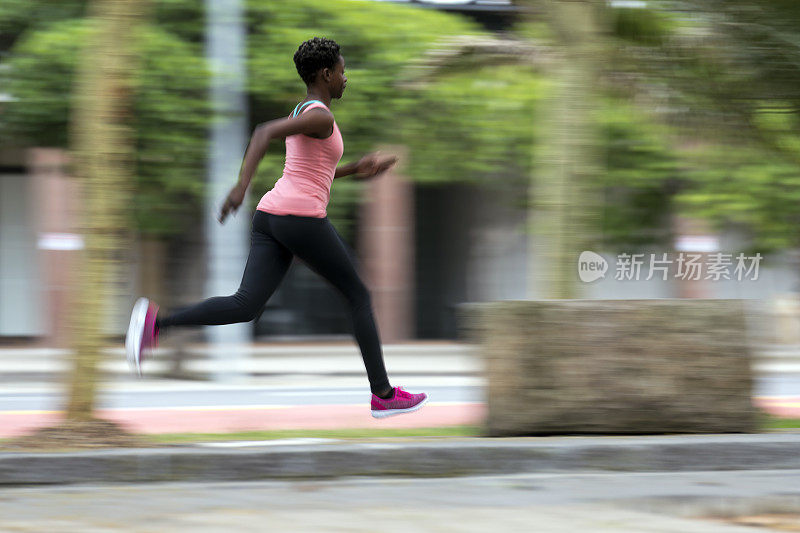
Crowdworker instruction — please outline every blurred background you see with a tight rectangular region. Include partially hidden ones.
[1,0,800,422]
[3,0,800,345]
[5,4,800,528]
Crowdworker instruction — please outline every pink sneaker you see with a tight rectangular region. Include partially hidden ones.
[371,386,428,418]
[125,297,159,376]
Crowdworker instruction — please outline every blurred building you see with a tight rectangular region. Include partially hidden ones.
[0,149,44,339]
[0,148,73,342]
[2,0,800,346]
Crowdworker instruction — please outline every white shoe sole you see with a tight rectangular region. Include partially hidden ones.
[125,297,149,377]
[371,396,429,419]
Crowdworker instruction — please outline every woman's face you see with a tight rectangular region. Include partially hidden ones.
[330,55,347,99]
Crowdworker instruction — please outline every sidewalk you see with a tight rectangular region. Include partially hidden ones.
[3,340,800,441]
[2,341,800,438]
[2,433,800,485]
[0,341,482,381]
[0,469,795,532]
[3,341,800,379]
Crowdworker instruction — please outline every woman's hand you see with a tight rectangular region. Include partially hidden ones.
[354,153,398,181]
[218,183,246,224]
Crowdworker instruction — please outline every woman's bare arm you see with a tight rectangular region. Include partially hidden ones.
[237,110,333,191]
[334,161,359,179]
[335,154,398,180]
[218,109,334,223]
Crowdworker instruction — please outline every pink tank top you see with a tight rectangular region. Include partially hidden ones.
[257,101,344,218]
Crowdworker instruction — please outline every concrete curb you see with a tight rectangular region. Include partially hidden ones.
[2,434,800,486]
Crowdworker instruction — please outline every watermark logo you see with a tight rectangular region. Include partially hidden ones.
[578,251,762,282]
[578,251,608,283]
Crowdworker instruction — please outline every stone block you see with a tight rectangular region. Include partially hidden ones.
[461,300,757,436]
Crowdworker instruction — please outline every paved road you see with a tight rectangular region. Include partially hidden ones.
[0,383,482,411]
[2,373,799,437]
[0,379,484,437]
[1,372,797,411]
[755,374,800,397]
[1,470,798,532]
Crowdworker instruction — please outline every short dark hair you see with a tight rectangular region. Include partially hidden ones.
[293,37,341,85]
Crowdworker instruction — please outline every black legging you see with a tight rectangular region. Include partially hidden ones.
[157,210,392,395]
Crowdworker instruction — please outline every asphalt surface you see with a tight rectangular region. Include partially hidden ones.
[1,470,798,532]
[0,372,797,412]
[0,383,482,412]
[754,374,800,397]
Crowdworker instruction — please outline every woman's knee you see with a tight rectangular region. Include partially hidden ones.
[346,282,372,309]
[231,291,263,322]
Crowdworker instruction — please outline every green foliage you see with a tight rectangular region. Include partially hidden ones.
[1,19,211,236]
[609,4,674,46]
[666,2,800,251]
[5,0,800,253]
[399,65,542,196]
[0,0,86,51]
[244,0,481,233]
[1,20,88,147]
[597,97,681,250]
[131,25,211,236]
[596,1,800,252]
[0,0,483,239]
[677,140,800,253]
[695,0,800,104]
[152,0,205,44]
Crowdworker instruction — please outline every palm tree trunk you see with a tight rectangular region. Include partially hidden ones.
[528,0,603,299]
[66,0,144,420]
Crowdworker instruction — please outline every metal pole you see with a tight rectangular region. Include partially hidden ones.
[204,0,250,381]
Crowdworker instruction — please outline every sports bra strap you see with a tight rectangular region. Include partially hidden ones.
[292,99,325,117]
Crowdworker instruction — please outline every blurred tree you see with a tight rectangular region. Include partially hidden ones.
[597,97,680,251]
[392,4,677,297]
[399,54,542,193]
[0,0,480,240]
[64,0,144,438]
[5,1,800,253]
[0,0,87,51]
[676,1,800,253]
[521,0,604,298]
[604,1,800,254]
[244,0,480,238]
[0,16,210,237]
[393,26,683,256]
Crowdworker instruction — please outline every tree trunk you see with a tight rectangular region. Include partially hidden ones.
[66,0,144,420]
[528,0,603,299]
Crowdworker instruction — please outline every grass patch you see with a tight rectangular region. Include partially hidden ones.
[147,425,482,444]
[762,416,800,430]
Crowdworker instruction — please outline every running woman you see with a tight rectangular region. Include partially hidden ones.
[126,37,427,418]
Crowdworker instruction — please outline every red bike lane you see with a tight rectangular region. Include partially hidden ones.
[0,402,485,438]
[2,397,797,439]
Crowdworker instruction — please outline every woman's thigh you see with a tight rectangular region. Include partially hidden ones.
[268,215,367,299]
[238,213,294,301]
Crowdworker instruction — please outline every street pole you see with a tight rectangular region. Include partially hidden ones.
[204,0,250,380]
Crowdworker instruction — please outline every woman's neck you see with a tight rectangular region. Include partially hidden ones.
[305,88,332,107]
